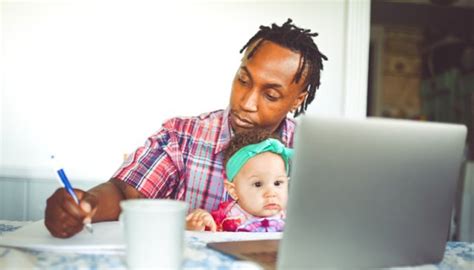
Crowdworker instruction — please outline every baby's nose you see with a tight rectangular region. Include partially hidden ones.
[264,189,277,197]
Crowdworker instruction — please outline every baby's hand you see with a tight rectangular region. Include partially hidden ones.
[186,209,217,232]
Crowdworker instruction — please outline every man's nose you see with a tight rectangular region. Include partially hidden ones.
[240,88,258,112]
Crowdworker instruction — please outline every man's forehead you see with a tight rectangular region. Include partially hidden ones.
[240,40,309,87]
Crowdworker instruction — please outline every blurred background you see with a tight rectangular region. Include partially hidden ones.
[368,0,474,157]
[368,0,474,242]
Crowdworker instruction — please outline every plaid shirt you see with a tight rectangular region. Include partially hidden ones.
[112,108,296,212]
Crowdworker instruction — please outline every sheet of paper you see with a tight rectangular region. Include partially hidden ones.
[0,220,125,253]
[0,220,282,253]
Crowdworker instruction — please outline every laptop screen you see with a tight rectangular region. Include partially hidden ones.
[279,116,466,269]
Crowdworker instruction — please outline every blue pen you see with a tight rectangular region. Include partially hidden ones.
[51,155,93,233]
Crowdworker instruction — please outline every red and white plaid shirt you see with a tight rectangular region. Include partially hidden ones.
[112,108,296,212]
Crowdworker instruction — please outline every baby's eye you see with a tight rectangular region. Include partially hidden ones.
[274,180,285,186]
[253,181,262,188]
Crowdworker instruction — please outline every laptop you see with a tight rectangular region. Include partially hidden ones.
[208,116,467,270]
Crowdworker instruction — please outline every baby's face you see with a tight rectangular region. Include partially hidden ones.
[232,152,289,217]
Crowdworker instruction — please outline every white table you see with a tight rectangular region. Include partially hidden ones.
[0,220,473,270]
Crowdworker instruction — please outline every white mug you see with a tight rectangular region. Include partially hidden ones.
[120,199,188,270]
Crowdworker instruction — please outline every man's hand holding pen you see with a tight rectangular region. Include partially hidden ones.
[44,188,98,238]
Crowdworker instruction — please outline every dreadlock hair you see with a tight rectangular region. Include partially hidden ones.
[240,18,328,117]
[223,128,282,169]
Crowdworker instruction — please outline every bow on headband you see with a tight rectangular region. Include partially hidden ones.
[225,138,294,182]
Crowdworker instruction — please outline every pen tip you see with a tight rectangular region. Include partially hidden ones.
[85,223,94,233]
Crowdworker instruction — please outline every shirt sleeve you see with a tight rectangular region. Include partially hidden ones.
[112,120,184,199]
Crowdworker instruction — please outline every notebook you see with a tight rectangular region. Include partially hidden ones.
[208,116,467,270]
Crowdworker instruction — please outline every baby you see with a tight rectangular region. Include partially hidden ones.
[186,129,293,232]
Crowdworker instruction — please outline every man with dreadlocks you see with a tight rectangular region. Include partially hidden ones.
[44,18,327,238]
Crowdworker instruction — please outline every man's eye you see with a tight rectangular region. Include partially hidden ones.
[238,76,250,85]
[264,93,279,102]
[253,181,262,188]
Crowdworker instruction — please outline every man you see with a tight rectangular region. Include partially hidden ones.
[44,18,327,238]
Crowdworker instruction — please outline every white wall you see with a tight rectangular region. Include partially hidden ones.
[1,0,370,184]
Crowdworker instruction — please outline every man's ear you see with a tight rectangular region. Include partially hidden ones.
[292,91,308,112]
[224,180,239,201]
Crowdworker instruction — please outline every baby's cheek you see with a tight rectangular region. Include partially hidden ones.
[281,195,289,207]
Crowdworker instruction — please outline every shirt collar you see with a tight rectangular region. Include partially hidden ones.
[214,107,233,155]
[277,117,293,147]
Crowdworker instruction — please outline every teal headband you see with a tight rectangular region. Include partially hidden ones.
[225,138,294,182]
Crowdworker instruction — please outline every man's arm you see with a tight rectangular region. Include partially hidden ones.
[45,178,144,238]
[46,121,179,238]
[88,178,145,222]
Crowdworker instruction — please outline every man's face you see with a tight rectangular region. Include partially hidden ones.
[231,152,289,217]
[229,41,308,134]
